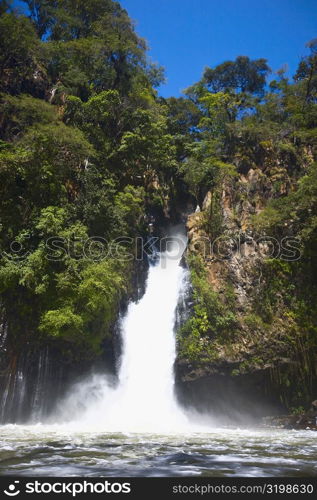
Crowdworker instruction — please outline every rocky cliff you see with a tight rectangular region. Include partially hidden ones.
[176,161,317,418]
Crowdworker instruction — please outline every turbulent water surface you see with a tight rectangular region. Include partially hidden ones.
[0,426,316,477]
[1,234,316,477]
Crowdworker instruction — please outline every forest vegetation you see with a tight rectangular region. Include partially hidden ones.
[0,0,316,409]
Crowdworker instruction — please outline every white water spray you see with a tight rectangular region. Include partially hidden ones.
[60,233,192,432]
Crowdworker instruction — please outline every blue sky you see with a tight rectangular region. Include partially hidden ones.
[12,0,317,97]
[120,0,317,96]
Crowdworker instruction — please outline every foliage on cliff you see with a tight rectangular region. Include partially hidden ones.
[175,46,317,408]
[0,0,175,358]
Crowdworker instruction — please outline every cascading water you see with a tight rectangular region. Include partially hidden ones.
[62,232,190,433]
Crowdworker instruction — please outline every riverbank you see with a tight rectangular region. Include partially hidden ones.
[263,401,317,431]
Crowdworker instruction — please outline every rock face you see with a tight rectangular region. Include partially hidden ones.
[176,166,317,417]
[175,367,286,425]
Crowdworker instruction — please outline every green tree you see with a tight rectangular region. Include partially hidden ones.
[203,56,270,95]
[0,13,42,96]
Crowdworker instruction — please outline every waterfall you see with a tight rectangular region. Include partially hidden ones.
[59,232,190,432]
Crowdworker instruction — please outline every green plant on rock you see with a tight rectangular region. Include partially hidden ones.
[177,254,238,363]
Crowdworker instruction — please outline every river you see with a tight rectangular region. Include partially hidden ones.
[0,426,316,476]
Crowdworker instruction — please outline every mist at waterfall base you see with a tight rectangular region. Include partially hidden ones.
[1,233,317,476]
